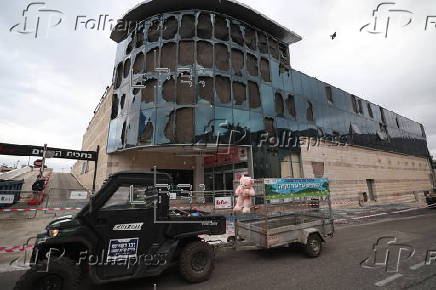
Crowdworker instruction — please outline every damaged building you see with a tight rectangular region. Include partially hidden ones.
[72,0,433,204]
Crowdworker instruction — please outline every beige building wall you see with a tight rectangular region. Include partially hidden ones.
[300,141,433,204]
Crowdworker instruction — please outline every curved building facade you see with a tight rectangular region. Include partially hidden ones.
[73,0,433,204]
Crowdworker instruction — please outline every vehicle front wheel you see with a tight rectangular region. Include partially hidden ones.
[304,234,322,258]
[14,257,81,290]
[179,241,215,283]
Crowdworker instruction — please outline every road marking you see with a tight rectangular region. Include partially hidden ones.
[374,273,403,287]
[392,208,418,214]
[410,261,425,270]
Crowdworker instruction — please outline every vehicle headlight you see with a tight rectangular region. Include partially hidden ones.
[48,229,60,237]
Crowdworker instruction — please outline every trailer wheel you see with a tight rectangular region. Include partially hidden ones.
[304,234,322,258]
[179,241,215,283]
[14,257,81,290]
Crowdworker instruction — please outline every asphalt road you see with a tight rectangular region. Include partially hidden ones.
[1,209,436,290]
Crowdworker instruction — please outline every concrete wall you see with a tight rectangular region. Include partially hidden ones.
[301,142,433,203]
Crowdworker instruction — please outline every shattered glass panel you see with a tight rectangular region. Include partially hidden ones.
[232,109,250,145]
[247,53,258,76]
[197,12,212,39]
[232,81,247,107]
[231,48,244,75]
[145,48,159,73]
[175,108,194,144]
[162,77,176,104]
[214,15,229,41]
[248,81,261,110]
[147,19,161,42]
[260,58,271,82]
[197,41,213,68]
[230,23,244,46]
[215,43,229,71]
[138,109,156,145]
[156,107,175,144]
[195,106,214,146]
[215,75,231,106]
[160,42,177,71]
[180,15,195,38]
[214,107,233,145]
[198,76,214,104]
[132,52,145,74]
[245,27,257,51]
[177,75,195,105]
[179,41,194,66]
[140,79,157,109]
[163,16,178,40]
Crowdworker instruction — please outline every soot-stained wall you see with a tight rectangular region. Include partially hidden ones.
[108,10,429,158]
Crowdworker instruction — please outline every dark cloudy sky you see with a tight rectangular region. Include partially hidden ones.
[0,0,435,171]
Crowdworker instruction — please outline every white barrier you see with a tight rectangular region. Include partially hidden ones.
[0,166,32,180]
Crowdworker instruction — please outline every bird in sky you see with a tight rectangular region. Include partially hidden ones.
[330,32,337,40]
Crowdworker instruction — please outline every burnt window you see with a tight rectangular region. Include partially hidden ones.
[121,121,127,144]
[230,23,244,46]
[306,101,315,121]
[247,53,258,76]
[245,27,257,50]
[132,52,145,74]
[357,99,363,114]
[145,49,159,72]
[139,117,154,145]
[162,16,178,40]
[275,93,284,117]
[180,15,195,38]
[179,41,194,66]
[215,43,229,71]
[380,107,386,123]
[135,26,144,48]
[177,76,195,105]
[162,78,176,103]
[148,20,161,42]
[120,94,126,110]
[199,76,214,104]
[197,41,213,68]
[216,76,231,104]
[258,32,268,54]
[123,58,131,78]
[287,94,296,117]
[214,15,229,41]
[248,81,261,109]
[367,103,374,118]
[396,117,401,129]
[160,42,177,71]
[232,81,246,106]
[165,108,194,143]
[325,86,333,104]
[197,13,212,39]
[231,48,244,74]
[351,95,358,113]
[111,94,119,120]
[114,62,123,89]
[268,38,279,59]
[279,44,289,66]
[141,79,157,103]
[260,58,271,82]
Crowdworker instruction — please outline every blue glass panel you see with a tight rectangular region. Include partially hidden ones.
[107,118,121,153]
[270,60,284,89]
[260,84,274,116]
[214,107,233,145]
[232,109,250,145]
[195,105,214,145]
[138,109,156,146]
[291,70,303,95]
[155,107,174,145]
[126,111,139,146]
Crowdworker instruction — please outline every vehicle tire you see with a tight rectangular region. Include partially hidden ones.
[14,257,81,290]
[304,234,322,258]
[179,241,215,283]
[227,236,236,244]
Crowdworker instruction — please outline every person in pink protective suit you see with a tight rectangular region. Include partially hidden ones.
[233,175,256,214]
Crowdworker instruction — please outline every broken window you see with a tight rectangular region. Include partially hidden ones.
[268,38,279,59]
[198,76,214,104]
[178,41,194,66]
[139,114,154,145]
[146,49,159,72]
[162,16,178,40]
[177,76,195,105]
[279,43,289,66]
[132,52,145,74]
[114,62,123,89]
[306,101,315,121]
[148,19,161,42]
[141,79,157,103]
[247,53,258,76]
[121,121,127,144]
[160,42,177,71]
[380,107,386,123]
[215,75,231,104]
[396,117,401,129]
[230,23,244,46]
[214,15,228,41]
[231,48,244,74]
[135,25,144,48]
[232,81,246,106]
[215,43,229,71]
[111,94,119,120]
[358,99,363,114]
[164,109,176,142]
[245,27,257,50]
[175,108,194,143]
[126,32,134,55]
[260,58,271,82]
[351,95,359,113]
[123,58,131,78]
[367,103,374,118]
[248,81,261,109]
[197,41,213,68]
[325,86,333,104]
[180,15,195,38]
[197,12,212,39]
[286,94,296,117]
[420,124,426,137]
[275,93,284,117]
[120,94,126,110]
[258,32,268,54]
[162,78,176,103]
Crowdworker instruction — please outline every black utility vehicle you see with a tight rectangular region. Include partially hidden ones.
[15,171,226,290]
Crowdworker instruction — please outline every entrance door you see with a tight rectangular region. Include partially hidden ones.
[366,179,376,201]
